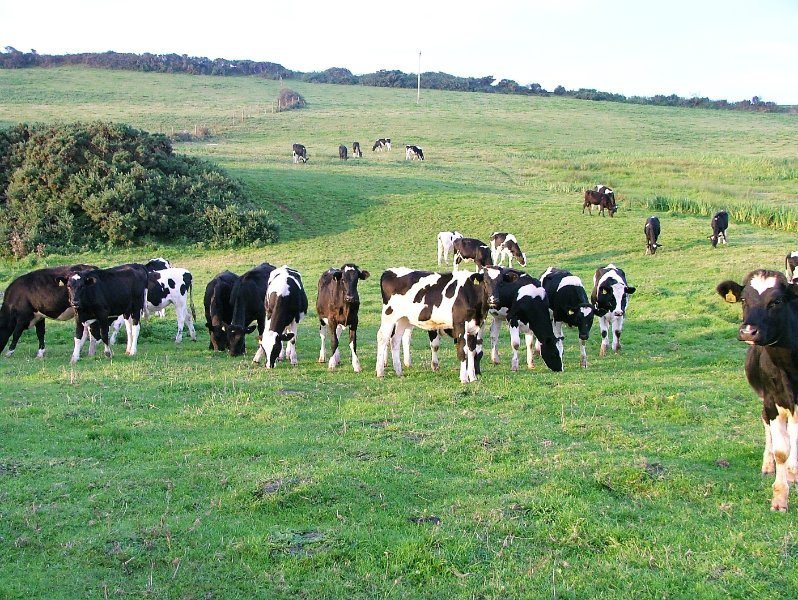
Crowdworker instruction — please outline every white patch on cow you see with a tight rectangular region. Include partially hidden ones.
[557,275,584,291]
[580,306,592,317]
[540,267,555,282]
[517,284,545,301]
[749,275,778,295]
[343,266,355,273]
[388,267,415,277]
[268,266,297,297]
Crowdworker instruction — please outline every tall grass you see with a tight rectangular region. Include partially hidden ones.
[646,195,798,232]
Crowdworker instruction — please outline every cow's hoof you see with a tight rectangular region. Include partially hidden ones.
[771,503,788,513]
[318,357,325,364]
[5,349,14,357]
[599,347,607,357]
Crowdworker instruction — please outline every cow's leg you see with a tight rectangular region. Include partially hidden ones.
[86,324,97,356]
[318,321,327,363]
[186,304,196,342]
[5,318,28,357]
[428,330,441,371]
[34,319,46,358]
[525,333,537,369]
[70,320,88,363]
[329,324,344,369]
[376,319,396,377]
[453,255,460,272]
[401,327,412,368]
[770,410,791,511]
[453,326,469,384]
[552,321,565,362]
[599,316,609,357]
[788,412,798,484]
[508,325,521,372]
[174,303,186,343]
[252,319,266,363]
[349,326,361,373]
[490,316,502,364]
[288,322,299,366]
[579,338,588,369]
[613,316,624,354]
[389,321,410,377]
[762,416,776,475]
[437,239,443,266]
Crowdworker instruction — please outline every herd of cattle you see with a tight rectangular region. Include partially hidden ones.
[292,138,424,164]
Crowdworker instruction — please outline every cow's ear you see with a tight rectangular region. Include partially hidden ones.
[471,274,484,284]
[717,281,743,303]
[625,286,636,295]
[504,271,520,283]
[221,323,228,332]
[245,325,257,333]
[280,332,295,342]
[567,309,575,315]
[332,270,343,281]
[56,277,67,287]
[359,270,370,280]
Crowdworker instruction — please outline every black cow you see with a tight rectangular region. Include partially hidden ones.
[540,267,595,369]
[453,237,493,271]
[204,270,239,352]
[591,264,636,356]
[645,216,661,255]
[339,145,348,160]
[63,264,149,363]
[260,266,308,368]
[405,145,424,161]
[225,263,276,357]
[717,269,798,512]
[372,138,391,152]
[785,252,798,284]
[0,264,96,359]
[376,268,497,383]
[489,232,527,267]
[292,143,308,163]
[486,267,563,372]
[316,264,370,372]
[709,210,729,248]
[352,141,363,158]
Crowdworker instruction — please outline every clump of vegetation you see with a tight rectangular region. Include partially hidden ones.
[277,88,306,111]
[646,195,798,233]
[0,121,279,258]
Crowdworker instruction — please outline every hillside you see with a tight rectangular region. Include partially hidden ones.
[1,67,798,598]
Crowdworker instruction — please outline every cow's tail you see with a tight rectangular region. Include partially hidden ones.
[189,277,196,321]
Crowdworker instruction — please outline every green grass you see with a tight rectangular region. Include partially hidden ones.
[2,67,798,598]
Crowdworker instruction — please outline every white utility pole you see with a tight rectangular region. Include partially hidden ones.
[417,51,421,104]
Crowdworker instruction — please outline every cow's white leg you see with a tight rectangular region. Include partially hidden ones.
[71,333,88,364]
[390,322,409,377]
[552,321,564,362]
[770,410,791,511]
[318,324,327,363]
[579,338,588,369]
[329,324,343,369]
[186,306,196,341]
[124,319,134,355]
[763,419,776,475]
[350,329,361,373]
[464,321,479,382]
[490,316,502,364]
[525,333,536,370]
[126,320,140,356]
[376,321,395,377]
[289,322,299,365]
[612,315,624,354]
[402,327,412,368]
[175,304,185,343]
[253,338,265,363]
[109,315,123,345]
[788,413,798,484]
[599,316,609,357]
[437,239,443,266]
[430,331,441,371]
[508,325,521,372]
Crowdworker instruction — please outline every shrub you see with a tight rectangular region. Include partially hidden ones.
[277,88,306,111]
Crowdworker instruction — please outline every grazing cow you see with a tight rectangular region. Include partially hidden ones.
[109,268,196,344]
[540,267,595,368]
[453,237,493,271]
[437,231,463,266]
[582,187,617,216]
[63,264,149,363]
[376,268,497,383]
[486,267,564,372]
[316,264,370,372]
[259,266,308,368]
[204,270,238,352]
[405,145,424,161]
[0,264,97,359]
[591,264,636,356]
[292,143,308,163]
[225,263,276,357]
[352,141,363,158]
[489,232,527,267]
[785,252,798,284]
[644,216,661,255]
[372,138,391,152]
[709,210,729,248]
[716,269,798,512]
[339,145,348,160]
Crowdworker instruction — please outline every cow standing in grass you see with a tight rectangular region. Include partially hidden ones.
[437,231,463,266]
[259,266,308,368]
[645,216,661,255]
[204,270,238,352]
[709,210,729,247]
[225,263,276,357]
[316,264,370,372]
[540,267,594,369]
[591,264,636,356]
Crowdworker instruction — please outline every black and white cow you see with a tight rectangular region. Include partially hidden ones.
[204,270,238,352]
[540,267,595,368]
[486,267,563,372]
[143,258,172,317]
[339,145,348,160]
[352,141,363,158]
[0,264,97,359]
[437,231,463,266]
[717,269,798,512]
[591,264,636,356]
[489,232,527,267]
[316,264,370,372]
[709,210,729,248]
[63,264,149,363]
[376,268,496,383]
[292,143,308,163]
[372,138,391,152]
[109,268,196,345]
[644,216,661,255]
[785,252,798,284]
[405,145,424,160]
[453,237,493,271]
[224,262,276,357]
[258,266,308,368]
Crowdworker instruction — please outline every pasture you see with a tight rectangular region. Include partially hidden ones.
[1,67,798,598]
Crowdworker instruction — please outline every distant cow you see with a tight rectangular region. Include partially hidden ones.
[437,231,463,266]
[292,143,308,163]
[0,264,96,359]
[453,237,493,271]
[583,186,617,216]
[644,216,661,255]
[405,145,424,160]
[204,270,238,352]
[352,142,362,157]
[709,210,729,247]
[489,232,527,267]
[372,138,391,152]
[63,264,149,363]
[259,266,308,369]
[591,264,636,356]
[316,264,370,371]
[339,145,348,160]
[540,267,595,369]
[109,268,196,345]
[717,270,798,512]
[225,263,276,357]
[785,252,798,283]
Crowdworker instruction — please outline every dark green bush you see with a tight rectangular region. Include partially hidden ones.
[0,121,279,257]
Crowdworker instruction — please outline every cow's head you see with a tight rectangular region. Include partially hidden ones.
[261,330,294,368]
[334,264,370,304]
[709,234,720,248]
[717,270,797,347]
[206,321,228,352]
[482,266,517,310]
[223,322,256,356]
[647,240,661,254]
[64,272,101,313]
[594,276,636,318]
[566,304,595,340]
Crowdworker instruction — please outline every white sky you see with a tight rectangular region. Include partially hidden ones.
[2,0,797,104]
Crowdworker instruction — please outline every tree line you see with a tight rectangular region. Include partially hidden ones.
[1,47,787,113]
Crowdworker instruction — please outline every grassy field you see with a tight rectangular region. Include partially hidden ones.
[1,67,798,598]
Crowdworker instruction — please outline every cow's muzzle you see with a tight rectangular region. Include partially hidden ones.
[738,324,761,345]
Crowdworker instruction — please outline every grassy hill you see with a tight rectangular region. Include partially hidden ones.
[1,67,798,598]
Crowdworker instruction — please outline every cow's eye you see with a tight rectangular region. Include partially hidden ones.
[769,298,783,308]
